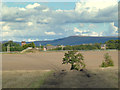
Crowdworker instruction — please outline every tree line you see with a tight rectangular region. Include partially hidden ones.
[2,41,35,52]
[54,40,120,50]
[2,39,120,52]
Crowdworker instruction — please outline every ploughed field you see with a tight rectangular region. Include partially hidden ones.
[2,50,118,71]
[2,50,119,88]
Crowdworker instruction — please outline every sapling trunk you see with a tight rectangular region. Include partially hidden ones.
[71,64,74,70]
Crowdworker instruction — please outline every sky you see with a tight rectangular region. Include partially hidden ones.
[0,0,119,42]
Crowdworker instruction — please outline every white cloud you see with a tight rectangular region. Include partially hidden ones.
[79,23,84,27]
[28,38,39,42]
[44,39,53,41]
[19,8,26,11]
[3,32,9,37]
[16,18,24,21]
[1,1,118,41]
[27,22,33,26]
[103,22,118,36]
[58,33,63,35]
[45,31,56,35]
[56,9,63,12]
[42,18,51,23]
[75,0,117,13]
[80,34,89,36]
[2,25,10,31]
[26,3,40,9]
[42,8,49,12]
[110,22,118,32]
[0,21,5,25]
[90,31,99,36]
[74,27,100,36]
[74,0,118,23]
[2,1,118,24]
[89,24,96,28]
[74,27,82,33]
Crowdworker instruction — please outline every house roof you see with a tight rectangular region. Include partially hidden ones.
[46,46,58,50]
[21,41,26,43]
[101,44,106,47]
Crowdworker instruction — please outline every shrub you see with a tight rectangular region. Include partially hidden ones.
[101,53,114,67]
[62,50,86,70]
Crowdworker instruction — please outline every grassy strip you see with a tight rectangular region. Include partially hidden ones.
[30,71,53,88]
[2,70,53,88]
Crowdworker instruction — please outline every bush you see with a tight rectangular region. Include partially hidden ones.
[22,42,36,49]
[101,53,114,67]
[62,50,86,70]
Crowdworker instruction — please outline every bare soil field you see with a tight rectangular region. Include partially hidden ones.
[2,50,119,88]
[2,50,118,71]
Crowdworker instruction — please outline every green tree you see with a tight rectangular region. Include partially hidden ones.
[31,42,35,48]
[94,43,101,49]
[2,46,7,52]
[2,41,20,47]
[10,46,24,51]
[62,50,86,70]
[63,45,73,50]
[105,40,116,49]
[40,45,44,50]
[46,44,52,46]
[22,42,35,49]
[22,44,28,49]
[101,53,114,67]
[2,41,23,51]
[53,47,62,50]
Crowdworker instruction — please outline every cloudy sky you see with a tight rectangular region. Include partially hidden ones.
[1,0,118,42]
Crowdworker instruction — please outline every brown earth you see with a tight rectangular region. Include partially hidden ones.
[2,50,119,88]
[2,50,118,71]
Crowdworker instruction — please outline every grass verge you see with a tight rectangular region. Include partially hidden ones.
[2,70,53,88]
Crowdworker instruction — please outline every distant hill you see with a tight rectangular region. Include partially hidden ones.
[34,36,118,46]
[2,36,118,46]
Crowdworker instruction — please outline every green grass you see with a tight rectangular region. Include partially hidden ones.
[2,52,20,54]
[2,70,53,88]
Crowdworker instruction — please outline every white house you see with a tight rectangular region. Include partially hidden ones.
[101,44,106,50]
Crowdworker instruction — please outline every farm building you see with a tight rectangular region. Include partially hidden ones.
[21,41,26,46]
[101,44,106,50]
[46,46,58,50]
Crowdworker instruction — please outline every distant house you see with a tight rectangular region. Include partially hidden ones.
[21,41,26,46]
[35,47,39,50]
[43,47,47,51]
[46,45,65,50]
[82,43,88,45]
[101,44,106,50]
[46,46,58,50]
[59,45,65,49]
[27,47,32,49]
[89,43,93,45]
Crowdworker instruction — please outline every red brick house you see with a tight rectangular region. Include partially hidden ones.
[21,41,26,46]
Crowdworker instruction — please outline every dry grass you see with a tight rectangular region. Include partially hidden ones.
[2,70,53,88]
[42,68,118,88]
